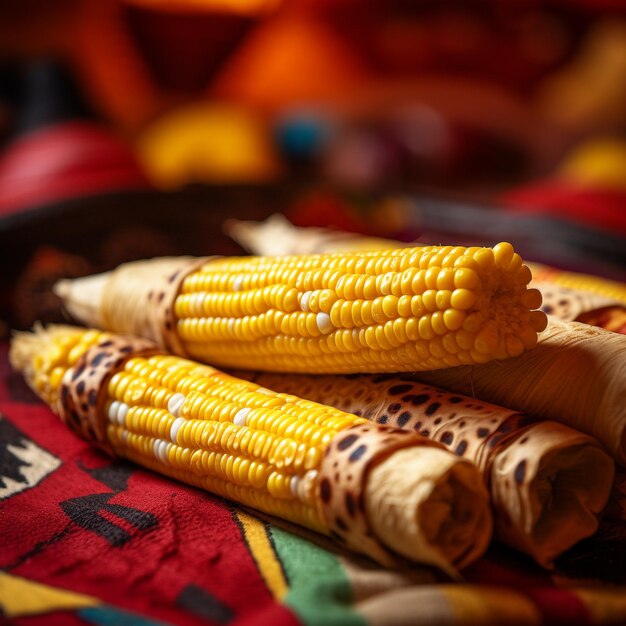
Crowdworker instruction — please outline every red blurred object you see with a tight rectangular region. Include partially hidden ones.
[123,4,258,93]
[286,190,370,233]
[502,181,626,235]
[0,122,148,217]
[319,1,579,91]
[72,1,279,130]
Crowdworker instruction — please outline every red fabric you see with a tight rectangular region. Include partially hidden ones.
[502,181,626,236]
[523,589,593,626]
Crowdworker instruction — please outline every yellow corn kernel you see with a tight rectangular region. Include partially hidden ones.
[443,309,465,331]
[435,290,452,310]
[49,366,66,391]
[431,311,448,336]
[522,289,543,311]
[421,290,438,312]
[493,242,515,267]
[418,316,436,340]
[451,289,477,311]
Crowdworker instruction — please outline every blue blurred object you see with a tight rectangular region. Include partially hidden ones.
[274,110,330,160]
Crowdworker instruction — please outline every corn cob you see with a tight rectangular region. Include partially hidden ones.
[54,244,546,375]
[10,325,492,573]
[242,370,614,566]
[227,217,626,333]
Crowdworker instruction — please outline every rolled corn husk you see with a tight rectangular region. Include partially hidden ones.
[10,325,492,574]
[225,214,402,256]
[417,318,626,466]
[242,370,615,566]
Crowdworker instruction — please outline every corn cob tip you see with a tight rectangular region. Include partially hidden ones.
[10,324,79,375]
[54,273,109,328]
[10,325,110,407]
[55,257,209,354]
[9,330,39,382]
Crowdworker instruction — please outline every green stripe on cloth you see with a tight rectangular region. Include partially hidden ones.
[269,526,366,626]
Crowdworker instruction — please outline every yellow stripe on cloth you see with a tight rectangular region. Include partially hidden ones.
[0,572,99,618]
[443,585,542,625]
[356,585,541,626]
[527,262,626,305]
[234,510,289,600]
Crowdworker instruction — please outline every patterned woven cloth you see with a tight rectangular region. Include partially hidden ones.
[1,342,625,626]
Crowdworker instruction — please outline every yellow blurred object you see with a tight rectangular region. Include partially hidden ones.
[558,139,626,191]
[536,20,626,131]
[137,103,282,188]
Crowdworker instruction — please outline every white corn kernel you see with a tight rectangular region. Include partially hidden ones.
[233,407,251,427]
[168,393,186,417]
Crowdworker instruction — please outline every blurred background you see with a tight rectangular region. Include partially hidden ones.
[1,0,625,337]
